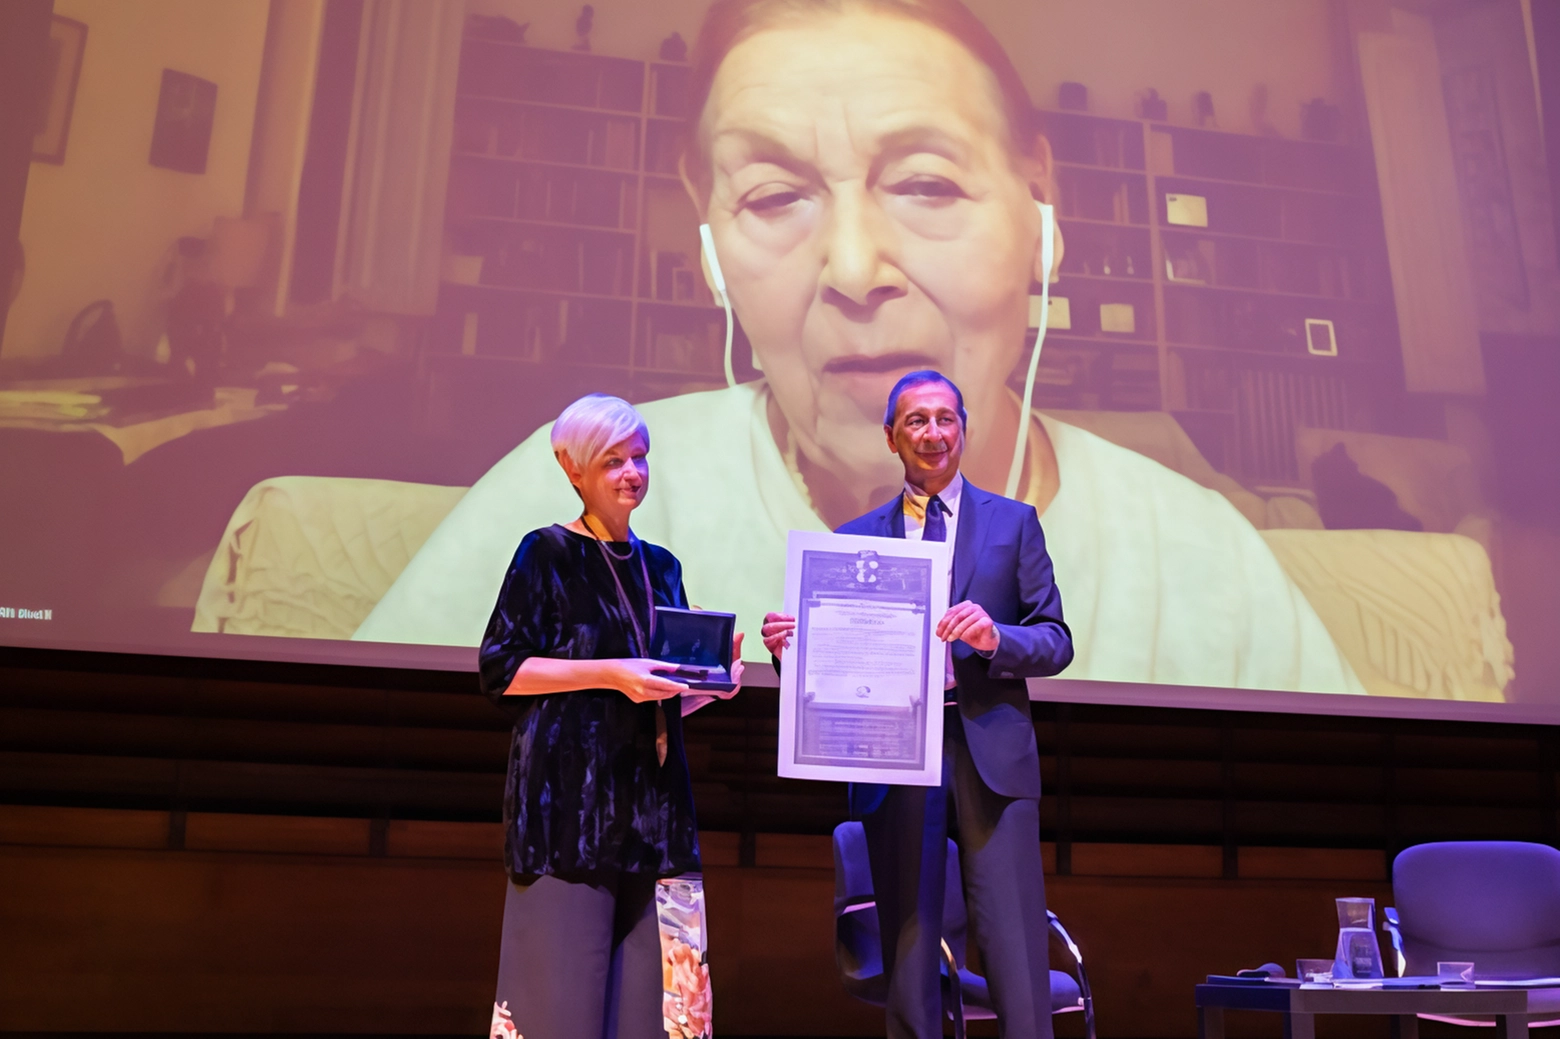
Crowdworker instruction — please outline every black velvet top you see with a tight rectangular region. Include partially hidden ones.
[478,524,700,879]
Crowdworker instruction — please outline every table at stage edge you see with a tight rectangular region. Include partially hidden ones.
[1196,981,1560,1039]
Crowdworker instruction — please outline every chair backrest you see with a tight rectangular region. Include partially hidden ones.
[832,821,969,980]
[833,822,884,986]
[834,821,875,913]
[1393,841,1560,979]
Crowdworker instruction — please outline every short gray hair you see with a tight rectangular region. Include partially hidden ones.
[550,393,650,469]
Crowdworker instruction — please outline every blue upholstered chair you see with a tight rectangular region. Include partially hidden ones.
[1384,841,1560,1029]
[832,820,1095,1039]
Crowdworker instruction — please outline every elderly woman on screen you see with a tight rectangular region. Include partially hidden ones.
[359,0,1361,696]
[478,393,741,1039]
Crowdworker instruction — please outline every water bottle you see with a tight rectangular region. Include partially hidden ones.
[1333,897,1385,980]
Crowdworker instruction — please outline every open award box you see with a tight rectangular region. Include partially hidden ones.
[651,607,737,692]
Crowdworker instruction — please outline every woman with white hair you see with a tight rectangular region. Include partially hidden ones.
[478,393,742,1039]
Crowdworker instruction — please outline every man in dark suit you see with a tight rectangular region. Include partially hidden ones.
[764,370,1073,1039]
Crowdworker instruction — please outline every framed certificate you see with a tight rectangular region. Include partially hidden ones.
[777,530,951,786]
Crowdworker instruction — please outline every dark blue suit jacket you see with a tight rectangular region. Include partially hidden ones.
[839,480,1073,813]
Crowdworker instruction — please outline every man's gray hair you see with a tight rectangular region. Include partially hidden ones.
[550,393,650,468]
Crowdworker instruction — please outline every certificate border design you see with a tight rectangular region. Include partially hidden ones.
[794,549,934,771]
[777,530,950,787]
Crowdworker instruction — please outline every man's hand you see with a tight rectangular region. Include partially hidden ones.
[937,600,1000,654]
[761,612,796,659]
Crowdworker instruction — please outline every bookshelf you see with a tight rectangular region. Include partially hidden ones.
[433,39,743,404]
[1030,111,1400,480]
[433,39,1399,483]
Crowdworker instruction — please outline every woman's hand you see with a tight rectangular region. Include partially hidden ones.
[610,659,690,703]
[761,612,796,658]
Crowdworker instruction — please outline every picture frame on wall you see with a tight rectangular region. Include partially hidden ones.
[149,69,218,174]
[33,16,88,165]
[1305,317,1338,357]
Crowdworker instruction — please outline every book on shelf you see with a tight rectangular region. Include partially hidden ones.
[1093,126,1124,168]
[653,250,694,301]
[1164,351,1188,407]
[652,65,689,118]
[1257,249,1282,295]
[652,331,699,371]
[598,64,643,113]
[1165,238,1216,284]
[1147,129,1175,176]
[645,124,680,175]
[1316,254,1351,299]
[1111,183,1131,224]
[575,175,623,228]
[619,179,637,232]
[1112,351,1159,375]
[1032,354,1077,387]
[582,240,628,294]
[603,118,637,170]
[1100,302,1136,334]
[461,311,479,357]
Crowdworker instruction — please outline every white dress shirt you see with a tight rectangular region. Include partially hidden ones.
[903,472,965,691]
[901,471,964,546]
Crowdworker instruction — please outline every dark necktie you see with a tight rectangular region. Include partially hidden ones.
[923,494,948,543]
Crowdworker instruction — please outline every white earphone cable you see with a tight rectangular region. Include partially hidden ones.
[1004,202,1054,499]
[720,292,736,389]
[699,225,739,389]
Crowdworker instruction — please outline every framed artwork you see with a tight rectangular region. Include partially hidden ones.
[149,69,218,174]
[1305,317,1338,357]
[33,16,88,165]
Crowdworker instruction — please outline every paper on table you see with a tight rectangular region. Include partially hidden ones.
[1474,978,1560,988]
[776,529,951,786]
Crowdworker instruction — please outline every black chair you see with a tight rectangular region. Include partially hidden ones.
[832,820,1095,1039]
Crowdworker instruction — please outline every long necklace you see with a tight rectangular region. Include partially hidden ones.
[582,515,653,656]
[581,518,669,765]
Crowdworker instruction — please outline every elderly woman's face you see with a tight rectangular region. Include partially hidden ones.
[700,10,1047,477]
[564,433,650,518]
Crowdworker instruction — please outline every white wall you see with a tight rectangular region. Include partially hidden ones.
[467,0,1351,139]
[245,0,327,318]
[3,0,271,361]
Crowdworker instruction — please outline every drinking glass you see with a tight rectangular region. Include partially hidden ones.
[1333,897,1385,980]
[1438,961,1475,987]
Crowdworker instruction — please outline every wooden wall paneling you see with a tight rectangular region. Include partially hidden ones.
[0,830,1408,1038]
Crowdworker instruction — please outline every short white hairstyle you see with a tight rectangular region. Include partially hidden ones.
[550,393,650,469]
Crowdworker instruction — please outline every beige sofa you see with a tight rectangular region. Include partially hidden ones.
[194,412,1514,702]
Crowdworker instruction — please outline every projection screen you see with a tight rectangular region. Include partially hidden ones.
[1,0,1556,723]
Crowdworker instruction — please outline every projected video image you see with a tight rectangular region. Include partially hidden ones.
[1,0,1555,713]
